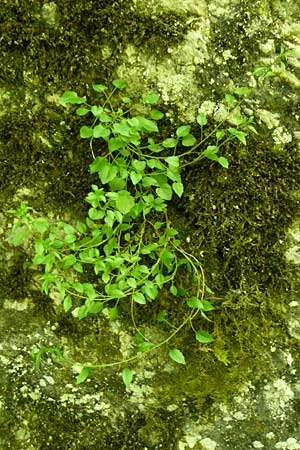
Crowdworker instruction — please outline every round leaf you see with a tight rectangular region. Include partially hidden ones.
[76,107,90,116]
[112,79,128,89]
[115,190,135,214]
[197,113,208,126]
[142,92,160,104]
[182,134,197,147]
[93,84,107,92]
[93,125,110,139]
[150,109,164,120]
[195,331,214,344]
[162,138,178,148]
[176,125,191,137]
[80,126,93,139]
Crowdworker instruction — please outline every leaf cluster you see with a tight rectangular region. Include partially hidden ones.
[7,77,261,387]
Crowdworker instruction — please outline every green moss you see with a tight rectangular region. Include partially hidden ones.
[2,1,300,448]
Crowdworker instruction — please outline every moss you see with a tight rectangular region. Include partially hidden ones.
[2,1,300,448]
[181,138,300,292]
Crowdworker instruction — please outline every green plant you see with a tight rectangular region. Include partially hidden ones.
[253,46,294,82]
[7,78,257,386]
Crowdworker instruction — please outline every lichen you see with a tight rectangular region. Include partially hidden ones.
[2,0,300,449]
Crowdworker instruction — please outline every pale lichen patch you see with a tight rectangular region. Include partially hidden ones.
[263,378,295,415]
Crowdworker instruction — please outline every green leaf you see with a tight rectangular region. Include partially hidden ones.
[130,171,142,185]
[99,113,112,123]
[102,272,110,283]
[232,87,251,96]
[109,306,119,320]
[176,125,191,137]
[157,311,167,322]
[253,67,267,76]
[169,348,186,365]
[143,281,158,300]
[142,176,159,187]
[225,94,235,104]
[98,161,118,184]
[109,138,126,151]
[112,79,128,89]
[177,287,187,296]
[246,125,258,135]
[88,208,105,220]
[136,116,159,132]
[182,134,197,147]
[162,138,178,148]
[228,128,247,145]
[74,262,83,273]
[133,292,146,305]
[140,243,159,254]
[91,105,104,117]
[154,221,164,230]
[203,145,219,160]
[147,159,165,170]
[80,126,93,139]
[195,330,214,344]
[197,113,208,126]
[172,182,184,198]
[147,143,163,153]
[122,367,133,390]
[92,84,107,92]
[160,248,175,271]
[170,284,177,295]
[142,92,160,104]
[150,109,164,120]
[63,295,72,312]
[155,273,165,288]
[33,217,50,233]
[10,227,31,246]
[113,122,131,136]
[89,156,105,174]
[76,107,90,116]
[132,160,146,172]
[93,125,110,139]
[166,168,180,183]
[76,367,90,384]
[217,157,229,168]
[201,300,215,311]
[34,239,44,255]
[232,115,244,126]
[60,91,86,104]
[137,342,154,352]
[72,282,84,294]
[105,284,125,298]
[121,96,132,104]
[109,178,127,191]
[127,277,137,289]
[216,130,225,140]
[115,190,135,214]
[103,238,116,256]
[165,156,179,167]
[61,254,77,269]
[87,301,103,314]
[187,297,214,311]
[187,297,203,309]
[76,221,87,233]
[156,183,172,201]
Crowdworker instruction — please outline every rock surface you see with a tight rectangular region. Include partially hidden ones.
[1,0,300,449]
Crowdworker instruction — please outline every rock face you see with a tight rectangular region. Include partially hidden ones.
[1,0,300,449]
